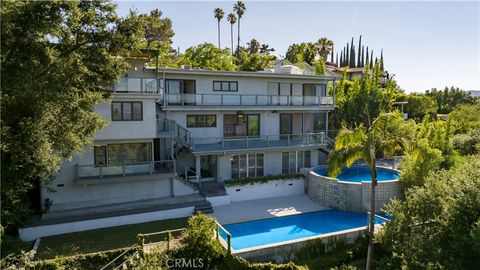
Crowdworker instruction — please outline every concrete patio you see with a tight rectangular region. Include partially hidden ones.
[211,194,328,224]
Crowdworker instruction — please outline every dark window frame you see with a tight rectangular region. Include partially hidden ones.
[213,81,238,92]
[94,146,107,166]
[186,115,217,128]
[111,101,143,121]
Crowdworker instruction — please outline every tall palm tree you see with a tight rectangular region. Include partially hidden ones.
[227,13,237,54]
[233,1,246,53]
[317,37,334,60]
[327,112,414,270]
[213,8,224,48]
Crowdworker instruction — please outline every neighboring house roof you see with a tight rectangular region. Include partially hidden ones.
[468,90,480,97]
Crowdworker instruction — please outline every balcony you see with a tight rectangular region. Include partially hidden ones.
[75,160,174,181]
[110,77,160,94]
[163,94,334,107]
[189,132,328,153]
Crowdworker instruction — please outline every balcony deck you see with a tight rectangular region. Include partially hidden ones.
[163,94,334,108]
[190,133,328,154]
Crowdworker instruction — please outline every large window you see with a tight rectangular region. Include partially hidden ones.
[111,101,142,121]
[187,115,217,128]
[107,143,152,165]
[213,81,238,91]
[231,153,264,179]
[94,146,107,166]
[282,151,311,174]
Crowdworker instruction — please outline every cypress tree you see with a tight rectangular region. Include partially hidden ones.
[380,49,384,70]
[357,35,362,67]
[365,46,369,67]
[336,52,339,67]
[370,50,374,68]
[350,44,356,67]
[346,43,349,67]
[361,45,365,67]
[340,50,343,67]
[330,46,334,63]
[350,37,355,67]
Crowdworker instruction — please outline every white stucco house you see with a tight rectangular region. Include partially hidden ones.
[20,56,339,241]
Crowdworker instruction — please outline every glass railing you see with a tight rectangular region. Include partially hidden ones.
[75,160,174,180]
[164,94,334,106]
[111,78,160,94]
[190,132,327,152]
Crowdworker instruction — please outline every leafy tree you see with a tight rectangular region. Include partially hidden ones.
[140,8,174,48]
[259,43,275,55]
[379,155,480,269]
[213,8,224,48]
[178,43,236,71]
[313,59,326,75]
[285,42,317,65]
[1,0,144,229]
[238,51,276,71]
[425,87,476,114]
[328,112,414,270]
[227,13,237,54]
[233,1,246,52]
[448,103,480,133]
[334,61,398,129]
[247,38,260,54]
[400,93,438,120]
[452,128,480,155]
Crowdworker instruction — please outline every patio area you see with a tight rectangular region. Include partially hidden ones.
[211,194,328,224]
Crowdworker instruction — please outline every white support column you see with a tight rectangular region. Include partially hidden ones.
[195,155,201,180]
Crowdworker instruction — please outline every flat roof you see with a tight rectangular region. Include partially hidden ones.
[149,67,341,80]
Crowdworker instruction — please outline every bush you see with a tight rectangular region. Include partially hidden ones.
[379,155,480,269]
[224,174,305,187]
[452,128,480,155]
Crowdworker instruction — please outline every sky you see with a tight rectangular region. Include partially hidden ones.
[115,1,480,93]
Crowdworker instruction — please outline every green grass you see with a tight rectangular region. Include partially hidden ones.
[36,217,188,259]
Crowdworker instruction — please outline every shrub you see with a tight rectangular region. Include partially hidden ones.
[452,128,480,155]
[224,174,305,187]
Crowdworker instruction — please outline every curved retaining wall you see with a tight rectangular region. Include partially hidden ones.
[308,166,402,212]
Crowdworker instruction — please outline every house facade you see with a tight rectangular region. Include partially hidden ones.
[41,58,339,213]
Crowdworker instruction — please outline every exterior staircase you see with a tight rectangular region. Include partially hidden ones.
[194,201,213,214]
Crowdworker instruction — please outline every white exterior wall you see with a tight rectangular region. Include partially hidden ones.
[42,142,175,211]
[94,95,158,140]
[226,178,305,202]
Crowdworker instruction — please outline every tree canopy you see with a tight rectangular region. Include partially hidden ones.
[177,43,236,71]
[1,0,144,228]
[425,87,476,114]
[379,155,480,269]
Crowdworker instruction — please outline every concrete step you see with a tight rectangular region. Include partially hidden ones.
[194,201,213,214]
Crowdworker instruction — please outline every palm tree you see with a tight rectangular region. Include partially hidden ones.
[227,13,237,54]
[317,37,334,60]
[213,8,224,48]
[327,112,414,270]
[233,1,246,53]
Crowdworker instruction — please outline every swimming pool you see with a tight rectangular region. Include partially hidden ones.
[313,166,399,182]
[221,210,385,250]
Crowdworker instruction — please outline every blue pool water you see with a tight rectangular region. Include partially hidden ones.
[313,166,399,182]
[221,210,386,250]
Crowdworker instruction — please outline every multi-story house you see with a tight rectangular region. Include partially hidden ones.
[26,56,339,240]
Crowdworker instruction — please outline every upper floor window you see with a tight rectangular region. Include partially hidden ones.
[213,81,238,91]
[111,101,143,121]
[187,115,217,128]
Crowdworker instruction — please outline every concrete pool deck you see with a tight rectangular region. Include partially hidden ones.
[210,194,328,224]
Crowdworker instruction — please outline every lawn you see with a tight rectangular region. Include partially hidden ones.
[36,217,188,259]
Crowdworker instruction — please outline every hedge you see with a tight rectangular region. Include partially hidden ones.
[224,174,305,187]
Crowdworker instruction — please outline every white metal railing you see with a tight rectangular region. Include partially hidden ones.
[164,93,333,106]
[75,160,174,179]
[190,132,327,152]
